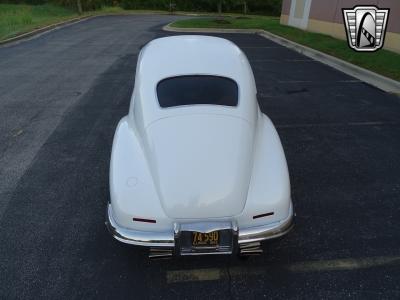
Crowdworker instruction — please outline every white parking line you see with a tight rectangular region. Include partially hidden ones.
[276,121,398,129]
[166,255,400,284]
[241,46,282,49]
[250,59,315,62]
[286,59,315,62]
[167,268,224,283]
[287,256,400,273]
[277,80,361,83]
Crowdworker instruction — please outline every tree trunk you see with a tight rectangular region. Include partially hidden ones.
[217,1,222,15]
[77,0,83,15]
[243,1,247,15]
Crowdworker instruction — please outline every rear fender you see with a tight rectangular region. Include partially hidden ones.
[236,112,292,228]
[109,117,171,231]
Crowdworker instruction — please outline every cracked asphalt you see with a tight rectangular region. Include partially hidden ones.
[1,15,400,299]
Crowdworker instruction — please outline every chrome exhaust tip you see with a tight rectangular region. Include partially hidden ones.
[239,242,263,256]
[149,248,174,259]
[239,249,263,255]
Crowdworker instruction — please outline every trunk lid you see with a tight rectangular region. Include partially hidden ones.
[144,114,254,219]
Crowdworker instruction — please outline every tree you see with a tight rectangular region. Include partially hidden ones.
[209,0,237,15]
[246,0,282,16]
[217,0,222,14]
[77,0,83,14]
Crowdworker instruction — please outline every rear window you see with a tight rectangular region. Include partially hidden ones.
[156,75,238,108]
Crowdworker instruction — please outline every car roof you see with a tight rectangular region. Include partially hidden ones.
[139,35,251,81]
[130,35,258,129]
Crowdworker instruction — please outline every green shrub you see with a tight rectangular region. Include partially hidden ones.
[120,0,282,15]
[0,0,282,14]
[120,0,168,10]
[52,0,113,11]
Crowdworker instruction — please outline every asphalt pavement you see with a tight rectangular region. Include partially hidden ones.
[0,15,400,299]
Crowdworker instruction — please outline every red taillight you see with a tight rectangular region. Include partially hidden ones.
[253,212,274,219]
[132,217,156,223]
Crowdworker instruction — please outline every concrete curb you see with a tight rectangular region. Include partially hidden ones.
[163,24,400,94]
[0,15,94,46]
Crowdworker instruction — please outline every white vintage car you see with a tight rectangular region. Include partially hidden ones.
[106,35,294,258]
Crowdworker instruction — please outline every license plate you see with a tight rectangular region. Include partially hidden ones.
[192,231,220,247]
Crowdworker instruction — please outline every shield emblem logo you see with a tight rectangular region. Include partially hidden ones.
[342,6,390,52]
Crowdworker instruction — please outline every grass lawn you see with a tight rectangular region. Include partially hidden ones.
[0,4,81,41]
[171,16,400,82]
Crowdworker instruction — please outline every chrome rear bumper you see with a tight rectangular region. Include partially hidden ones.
[105,204,174,248]
[105,203,294,253]
[238,210,294,244]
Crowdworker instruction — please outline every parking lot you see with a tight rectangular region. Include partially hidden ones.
[0,15,399,298]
